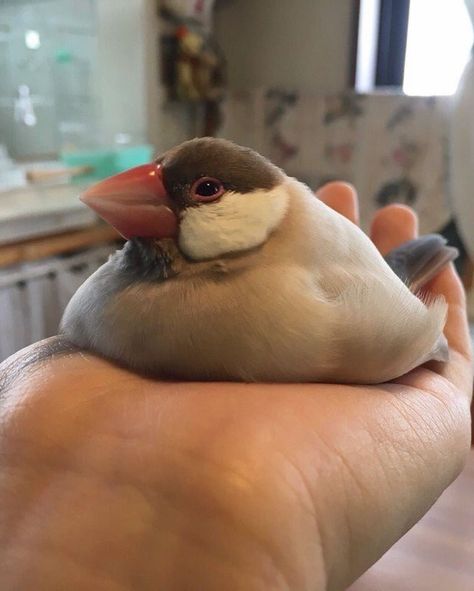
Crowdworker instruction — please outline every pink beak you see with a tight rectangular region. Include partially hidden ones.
[80,164,178,240]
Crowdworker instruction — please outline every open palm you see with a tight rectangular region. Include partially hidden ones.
[0,183,471,591]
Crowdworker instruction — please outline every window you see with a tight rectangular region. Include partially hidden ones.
[354,0,474,95]
[404,0,473,95]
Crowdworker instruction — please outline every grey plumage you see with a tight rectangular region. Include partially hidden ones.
[385,234,458,292]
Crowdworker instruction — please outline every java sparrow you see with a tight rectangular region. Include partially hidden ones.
[60,137,457,384]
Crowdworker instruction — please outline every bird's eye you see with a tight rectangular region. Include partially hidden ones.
[190,177,225,202]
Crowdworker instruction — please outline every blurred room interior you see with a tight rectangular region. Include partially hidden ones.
[2,0,474,357]
[0,1,474,587]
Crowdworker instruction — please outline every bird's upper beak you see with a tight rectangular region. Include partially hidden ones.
[80,164,178,240]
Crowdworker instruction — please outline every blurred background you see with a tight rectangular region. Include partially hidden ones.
[2,0,474,359]
[0,1,474,588]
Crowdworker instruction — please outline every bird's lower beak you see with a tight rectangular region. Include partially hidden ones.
[80,164,178,239]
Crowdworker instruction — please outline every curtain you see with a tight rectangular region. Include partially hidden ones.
[221,90,451,234]
[450,0,474,258]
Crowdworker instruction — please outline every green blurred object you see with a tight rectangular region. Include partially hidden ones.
[114,144,154,172]
[61,149,116,183]
[55,49,73,63]
[61,145,154,183]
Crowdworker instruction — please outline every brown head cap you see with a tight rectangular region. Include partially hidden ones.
[157,137,284,206]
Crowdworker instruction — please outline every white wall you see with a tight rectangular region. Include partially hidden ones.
[214,0,354,93]
[95,0,355,153]
[96,0,198,153]
[96,0,162,149]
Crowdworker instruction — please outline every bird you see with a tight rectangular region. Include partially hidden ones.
[60,137,457,384]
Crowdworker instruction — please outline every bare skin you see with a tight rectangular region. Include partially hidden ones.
[0,183,471,591]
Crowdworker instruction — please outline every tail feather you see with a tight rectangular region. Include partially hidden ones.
[384,234,458,293]
[428,334,449,363]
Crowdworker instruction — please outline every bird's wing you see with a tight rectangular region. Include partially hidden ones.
[383,234,457,365]
[384,234,458,293]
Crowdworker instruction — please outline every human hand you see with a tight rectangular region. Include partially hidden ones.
[0,183,471,591]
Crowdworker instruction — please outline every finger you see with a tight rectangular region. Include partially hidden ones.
[317,182,359,225]
[422,244,471,389]
[370,204,419,254]
[370,205,472,391]
[427,262,466,309]
[425,266,472,390]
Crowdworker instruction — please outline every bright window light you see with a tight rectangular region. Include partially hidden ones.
[403,0,473,96]
[25,29,41,50]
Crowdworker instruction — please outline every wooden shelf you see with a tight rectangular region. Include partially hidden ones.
[0,225,122,268]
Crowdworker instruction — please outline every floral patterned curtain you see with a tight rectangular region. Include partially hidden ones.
[220,90,452,235]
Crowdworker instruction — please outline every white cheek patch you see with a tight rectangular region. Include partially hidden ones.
[178,185,289,260]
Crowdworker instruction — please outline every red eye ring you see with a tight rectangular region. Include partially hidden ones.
[190,177,225,202]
